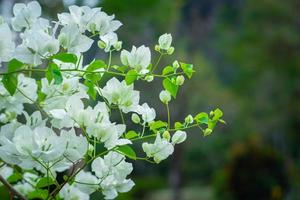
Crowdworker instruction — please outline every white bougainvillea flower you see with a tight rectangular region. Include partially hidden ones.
[142,133,174,163]
[73,171,99,195]
[23,111,46,129]
[60,128,88,162]
[135,103,156,123]
[14,182,35,196]
[100,32,119,52]
[101,77,140,113]
[91,152,135,199]
[58,5,100,32]
[158,33,173,50]
[11,1,41,31]
[87,10,122,36]
[15,30,59,65]
[86,122,131,149]
[171,130,187,145]
[120,45,151,74]
[59,24,94,54]
[59,184,89,200]
[0,23,15,65]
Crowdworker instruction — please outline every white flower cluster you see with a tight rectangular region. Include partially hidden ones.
[0,1,222,200]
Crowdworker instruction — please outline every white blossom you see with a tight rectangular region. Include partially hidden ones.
[59,24,94,53]
[120,45,151,74]
[135,103,156,123]
[142,133,174,163]
[91,152,134,199]
[100,32,119,52]
[101,77,139,113]
[60,184,90,200]
[11,1,41,31]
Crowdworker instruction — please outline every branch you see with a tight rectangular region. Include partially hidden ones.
[0,175,27,200]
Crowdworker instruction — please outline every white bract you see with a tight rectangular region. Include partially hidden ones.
[101,77,139,113]
[121,45,151,74]
[0,23,15,65]
[0,1,217,199]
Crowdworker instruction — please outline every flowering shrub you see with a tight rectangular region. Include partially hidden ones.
[0,1,224,200]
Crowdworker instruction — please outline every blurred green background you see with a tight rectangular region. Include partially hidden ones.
[1,0,300,199]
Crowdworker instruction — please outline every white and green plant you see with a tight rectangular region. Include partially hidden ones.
[0,1,224,200]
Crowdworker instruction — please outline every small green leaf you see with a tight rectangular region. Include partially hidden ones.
[180,62,194,79]
[116,145,136,160]
[28,189,48,200]
[2,74,17,96]
[174,122,183,129]
[8,59,23,72]
[125,131,138,139]
[36,177,55,188]
[213,108,223,120]
[86,60,106,72]
[163,78,178,98]
[7,172,22,183]
[46,63,63,84]
[149,120,167,131]
[194,112,209,124]
[52,53,77,64]
[162,66,174,75]
[125,70,138,85]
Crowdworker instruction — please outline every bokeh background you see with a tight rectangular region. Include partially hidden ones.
[1,0,299,199]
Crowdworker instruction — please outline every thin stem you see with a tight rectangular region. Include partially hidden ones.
[0,175,27,200]
[152,53,163,73]
[166,103,171,128]
[119,108,125,124]
[107,51,112,70]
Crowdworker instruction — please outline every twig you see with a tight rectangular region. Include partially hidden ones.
[0,175,27,200]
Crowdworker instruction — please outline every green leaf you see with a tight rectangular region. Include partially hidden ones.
[212,108,223,120]
[162,66,174,75]
[116,145,136,160]
[86,60,106,72]
[28,189,48,200]
[7,59,23,72]
[149,120,167,131]
[194,112,209,124]
[52,53,77,64]
[84,80,97,100]
[125,69,138,85]
[46,63,63,84]
[174,122,183,129]
[125,131,138,139]
[36,177,55,188]
[7,172,22,183]
[2,74,17,96]
[180,62,194,79]
[163,78,178,98]
[114,65,128,73]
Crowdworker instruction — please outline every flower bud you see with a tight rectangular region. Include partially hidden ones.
[167,47,174,55]
[158,33,172,50]
[155,45,160,52]
[131,113,141,124]
[162,131,171,141]
[176,75,185,86]
[113,41,122,51]
[172,130,187,144]
[184,114,194,124]
[204,128,212,136]
[209,111,214,116]
[172,60,180,69]
[145,75,154,82]
[97,40,106,49]
[159,90,171,104]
